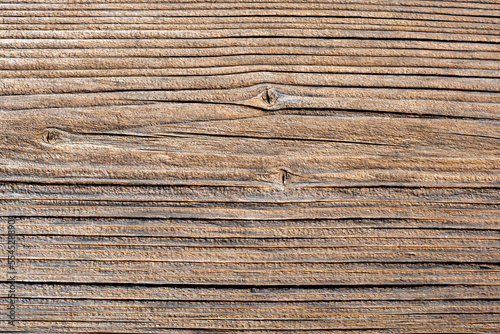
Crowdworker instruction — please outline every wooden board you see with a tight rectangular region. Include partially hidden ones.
[1,0,499,332]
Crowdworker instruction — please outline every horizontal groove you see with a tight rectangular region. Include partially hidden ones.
[5,71,500,81]
[11,243,500,248]
[3,215,498,221]
[7,232,500,238]
[1,2,498,11]
[1,19,497,31]
[16,260,500,266]
[11,303,500,310]
[13,277,500,284]
[2,180,498,189]
[2,64,499,73]
[3,53,499,61]
[1,42,497,53]
[11,252,500,259]
[1,48,499,60]
[0,0,498,7]
[2,24,499,33]
[1,10,499,21]
[4,82,500,98]
[4,281,494,289]
[2,198,497,205]
[12,230,500,238]
[1,34,499,45]
[6,304,500,312]
[84,130,399,147]
[6,315,500,322]
[20,297,500,303]
[2,28,500,37]
[2,216,497,221]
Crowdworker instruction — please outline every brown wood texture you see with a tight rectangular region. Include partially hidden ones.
[1,0,500,333]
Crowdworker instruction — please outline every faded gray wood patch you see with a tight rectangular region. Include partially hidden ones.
[0,0,499,333]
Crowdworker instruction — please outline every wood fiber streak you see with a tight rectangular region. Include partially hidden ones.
[0,0,499,333]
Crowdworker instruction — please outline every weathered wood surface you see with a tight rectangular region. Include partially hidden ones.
[1,0,499,332]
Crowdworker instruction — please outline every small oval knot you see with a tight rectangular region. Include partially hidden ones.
[278,168,291,188]
[243,86,283,110]
[41,129,61,144]
[261,87,280,108]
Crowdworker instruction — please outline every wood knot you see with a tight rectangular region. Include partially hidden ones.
[41,129,61,144]
[244,86,283,110]
[261,87,280,108]
[279,169,291,188]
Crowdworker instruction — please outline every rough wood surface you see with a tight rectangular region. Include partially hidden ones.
[1,0,499,333]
